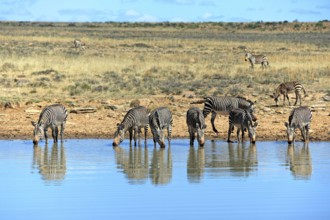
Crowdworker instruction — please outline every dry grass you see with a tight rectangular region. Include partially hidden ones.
[0,21,329,104]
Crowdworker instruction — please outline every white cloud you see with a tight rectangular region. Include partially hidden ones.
[155,0,195,5]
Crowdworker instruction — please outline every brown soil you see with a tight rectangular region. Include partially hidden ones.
[0,94,329,142]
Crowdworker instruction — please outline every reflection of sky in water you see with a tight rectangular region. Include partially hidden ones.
[0,140,329,220]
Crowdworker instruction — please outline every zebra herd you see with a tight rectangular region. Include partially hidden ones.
[31,81,312,147]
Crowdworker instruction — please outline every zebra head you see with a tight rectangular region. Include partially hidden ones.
[31,121,44,145]
[247,121,258,144]
[196,123,207,147]
[284,122,295,144]
[152,125,166,148]
[237,97,257,121]
[113,123,125,146]
[272,92,280,106]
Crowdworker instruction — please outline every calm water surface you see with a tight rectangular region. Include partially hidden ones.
[0,139,329,220]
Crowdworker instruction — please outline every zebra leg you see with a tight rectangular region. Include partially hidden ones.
[294,92,299,106]
[51,126,57,143]
[241,126,245,142]
[286,93,291,106]
[189,128,195,145]
[133,127,138,146]
[144,125,148,143]
[44,128,49,144]
[211,111,219,133]
[60,123,65,142]
[227,125,233,143]
[301,127,306,142]
[128,127,133,146]
[167,125,172,145]
[237,128,241,142]
[305,124,310,142]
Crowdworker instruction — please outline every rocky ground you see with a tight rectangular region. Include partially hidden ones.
[0,93,329,143]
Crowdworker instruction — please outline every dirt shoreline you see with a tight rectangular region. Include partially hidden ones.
[0,95,329,142]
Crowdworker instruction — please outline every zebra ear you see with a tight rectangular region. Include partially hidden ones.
[284,122,289,128]
[31,121,37,127]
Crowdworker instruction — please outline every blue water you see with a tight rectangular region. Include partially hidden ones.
[0,139,329,220]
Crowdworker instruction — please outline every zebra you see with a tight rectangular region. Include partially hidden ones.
[272,81,307,106]
[186,107,207,147]
[113,106,149,147]
[284,106,312,144]
[149,107,173,148]
[73,39,85,50]
[31,104,68,145]
[191,96,257,134]
[227,108,258,144]
[245,52,269,69]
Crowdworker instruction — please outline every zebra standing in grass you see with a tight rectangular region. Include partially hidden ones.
[149,107,173,148]
[285,106,312,144]
[113,106,149,147]
[73,39,85,50]
[227,108,258,144]
[191,96,257,134]
[272,81,306,106]
[186,107,207,147]
[31,104,68,145]
[245,52,269,69]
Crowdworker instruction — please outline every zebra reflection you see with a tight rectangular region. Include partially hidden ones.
[113,145,149,184]
[205,142,258,177]
[150,147,172,185]
[32,143,66,182]
[286,143,312,179]
[187,146,205,183]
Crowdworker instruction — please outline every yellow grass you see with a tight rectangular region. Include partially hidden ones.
[0,22,329,103]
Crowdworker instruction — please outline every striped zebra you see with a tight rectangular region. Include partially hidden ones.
[285,106,312,144]
[227,108,258,144]
[186,107,207,147]
[245,52,269,69]
[191,96,257,133]
[73,39,85,50]
[113,106,149,147]
[149,107,173,148]
[31,104,68,145]
[272,81,306,106]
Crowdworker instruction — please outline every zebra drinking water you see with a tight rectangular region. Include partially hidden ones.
[186,107,207,147]
[113,106,149,147]
[227,108,258,144]
[284,106,312,144]
[149,107,173,148]
[272,81,306,106]
[245,52,269,69]
[31,104,68,145]
[191,96,257,134]
[73,39,85,50]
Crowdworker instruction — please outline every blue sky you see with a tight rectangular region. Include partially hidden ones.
[0,0,329,22]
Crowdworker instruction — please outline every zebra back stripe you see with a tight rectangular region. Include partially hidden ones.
[38,104,67,126]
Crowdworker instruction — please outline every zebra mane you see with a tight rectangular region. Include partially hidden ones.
[235,96,255,105]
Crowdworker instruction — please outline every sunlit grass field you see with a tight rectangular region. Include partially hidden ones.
[0,21,329,104]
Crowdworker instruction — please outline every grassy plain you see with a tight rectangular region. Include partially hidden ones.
[0,21,329,141]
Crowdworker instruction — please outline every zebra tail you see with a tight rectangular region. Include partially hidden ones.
[190,99,205,104]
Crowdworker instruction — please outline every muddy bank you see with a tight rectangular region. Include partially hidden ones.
[0,95,329,142]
